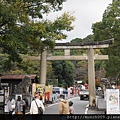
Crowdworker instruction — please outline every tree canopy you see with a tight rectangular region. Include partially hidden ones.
[0,0,75,62]
[92,0,120,80]
[52,60,75,87]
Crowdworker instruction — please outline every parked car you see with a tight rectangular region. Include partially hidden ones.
[53,87,60,94]
[96,87,102,95]
[97,87,102,91]
[52,87,68,94]
[79,89,89,100]
[63,88,68,94]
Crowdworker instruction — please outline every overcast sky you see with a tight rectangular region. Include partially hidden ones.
[45,0,112,43]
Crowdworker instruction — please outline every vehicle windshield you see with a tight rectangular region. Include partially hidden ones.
[81,90,88,92]
[53,88,59,91]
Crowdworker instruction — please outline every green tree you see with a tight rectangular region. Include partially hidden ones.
[83,34,94,42]
[70,38,86,56]
[52,60,75,87]
[46,61,55,79]
[71,38,83,43]
[0,0,75,62]
[0,54,12,74]
[52,61,63,86]
[62,61,75,87]
[92,0,120,80]
[8,58,40,74]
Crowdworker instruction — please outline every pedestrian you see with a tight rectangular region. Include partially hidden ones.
[30,92,45,114]
[30,92,45,120]
[68,101,75,114]
[23,98,29,115]
[15,96,25,114]
[7,96,15,114]
[22,98,26,115]
[39,92,43,101]
[59,94,70,114]
[59,94,70,120]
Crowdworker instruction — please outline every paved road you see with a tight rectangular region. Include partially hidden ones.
[44,96,89,114]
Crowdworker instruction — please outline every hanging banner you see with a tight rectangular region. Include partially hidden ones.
[106,89,119,114]
[36,84,45,94]
[4,86,9,113]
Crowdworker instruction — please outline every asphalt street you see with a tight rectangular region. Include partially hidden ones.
[44,96,89,114]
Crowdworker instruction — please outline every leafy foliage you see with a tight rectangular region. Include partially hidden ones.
[83,34,95,42]
[0,0,74,62]
[52,60,75,87]
[92,0,120,80]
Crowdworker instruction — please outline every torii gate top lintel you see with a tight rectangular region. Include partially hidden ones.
[54,38,114,49]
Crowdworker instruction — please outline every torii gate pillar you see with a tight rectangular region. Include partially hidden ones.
[87,48,96,106]
[40,50,47,85]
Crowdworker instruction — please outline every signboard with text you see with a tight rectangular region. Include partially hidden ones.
[106,89,119,114]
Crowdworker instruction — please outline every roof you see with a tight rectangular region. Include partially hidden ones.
[55,38,114,46]
[0,74,37,80]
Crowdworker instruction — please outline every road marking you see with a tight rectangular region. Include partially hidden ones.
[26,112,30,114]
[85,104,89,114]
[47,102,59,107]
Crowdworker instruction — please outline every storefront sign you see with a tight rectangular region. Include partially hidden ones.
[106,89,119,114]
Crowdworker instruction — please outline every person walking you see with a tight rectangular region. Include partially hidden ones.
[22,98,26,115]
[15,96,25,114]
[30,92,45,120]
[7,96,15,114]
[68,101,75,114]
[30,92,45,114]
[59,94,70,114]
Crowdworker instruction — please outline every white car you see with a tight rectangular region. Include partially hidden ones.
[79,89,89,100]
[97,87,102,91]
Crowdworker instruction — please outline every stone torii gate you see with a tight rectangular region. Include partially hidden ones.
[25,38,114,106]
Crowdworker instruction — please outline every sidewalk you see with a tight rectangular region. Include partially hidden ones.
[87,106,106,114]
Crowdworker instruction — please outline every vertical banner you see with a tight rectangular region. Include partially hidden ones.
[36,84,45,94]
[60,88,63,95]
[4,86,9,102]
[4,86,9,113]
[106,89,119,114]
[67,88,71,99]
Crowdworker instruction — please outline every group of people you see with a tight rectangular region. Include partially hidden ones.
[59,94,75,115]
[29,92,75,115]
[6,95,27,115]
[6,92,75,116]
